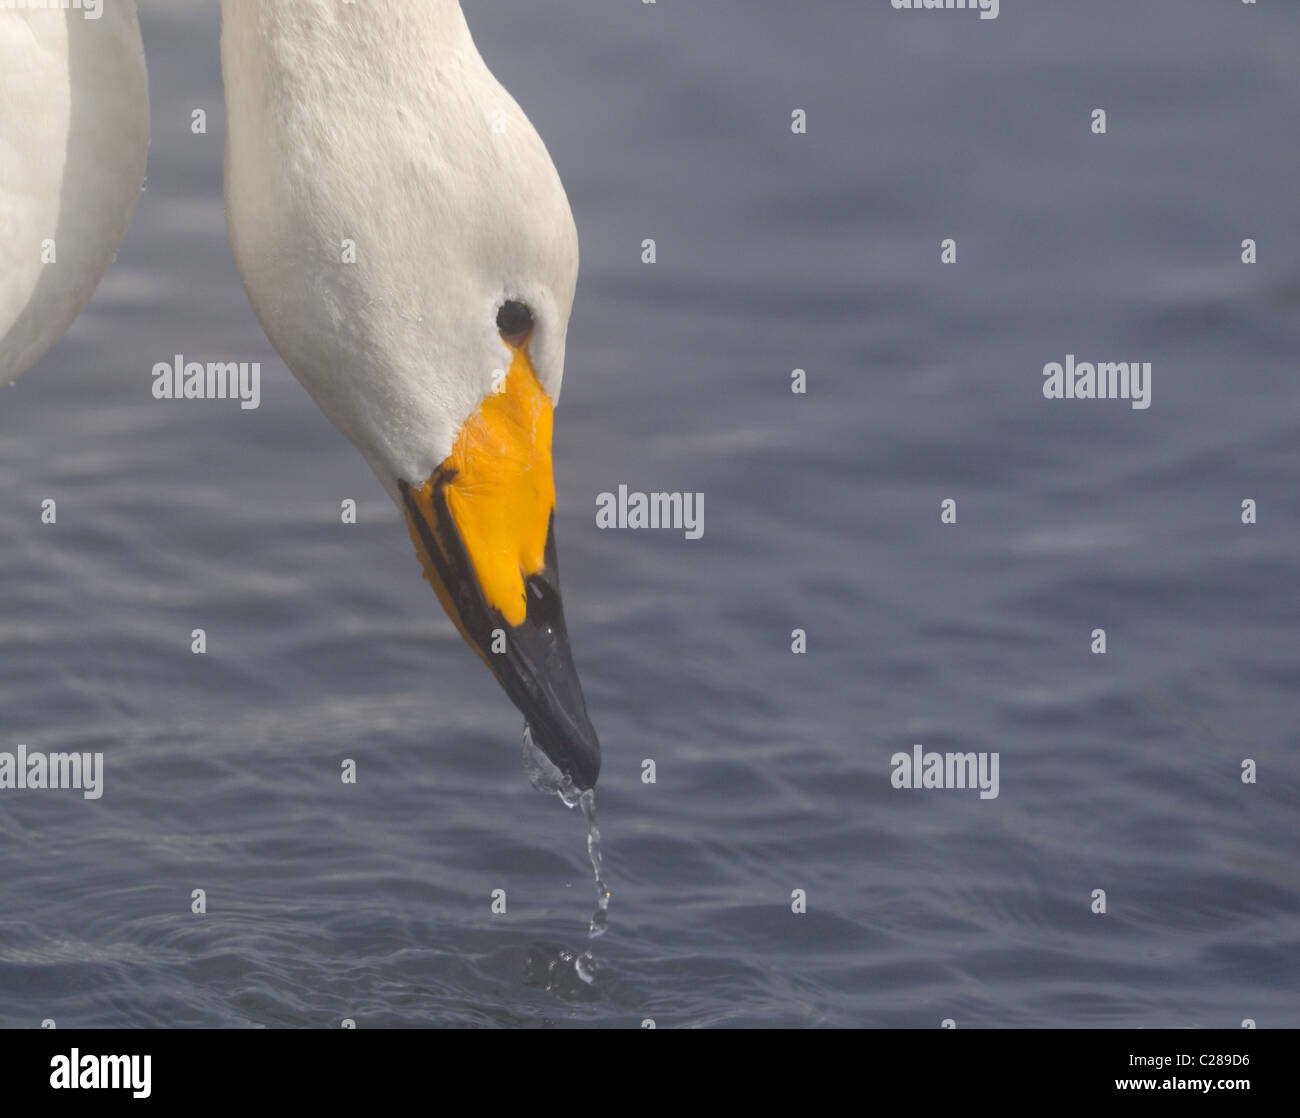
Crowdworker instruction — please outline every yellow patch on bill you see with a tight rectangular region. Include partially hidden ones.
[408,345,555,629]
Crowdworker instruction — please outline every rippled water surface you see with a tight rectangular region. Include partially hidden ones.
[1,0,1298,1027]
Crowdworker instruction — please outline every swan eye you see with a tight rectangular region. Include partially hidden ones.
[496,300,534,344]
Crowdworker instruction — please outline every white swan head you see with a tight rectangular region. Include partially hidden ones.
[222,0,599,788]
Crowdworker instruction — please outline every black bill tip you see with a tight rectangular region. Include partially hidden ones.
[496,562,601,791]
[400,477,601,791]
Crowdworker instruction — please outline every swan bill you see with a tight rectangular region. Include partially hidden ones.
[399,350,600,790]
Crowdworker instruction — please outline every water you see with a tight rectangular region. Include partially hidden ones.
[581,792,610,943]
[521,723,609,980]
[1,0,1299,1027]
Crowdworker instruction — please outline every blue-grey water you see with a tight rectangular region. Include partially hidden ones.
[1,0,1298,1027]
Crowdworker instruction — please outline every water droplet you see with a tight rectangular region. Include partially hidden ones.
[521,724,612,981]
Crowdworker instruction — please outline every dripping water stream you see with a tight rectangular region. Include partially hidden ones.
[522,725,610,987]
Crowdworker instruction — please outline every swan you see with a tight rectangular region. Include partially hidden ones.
[0,0,149,385]
[221,0,601,790]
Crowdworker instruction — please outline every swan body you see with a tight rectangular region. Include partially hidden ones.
[0,2,149,384]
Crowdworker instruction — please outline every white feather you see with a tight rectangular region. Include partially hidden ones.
[0,1,149,385]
